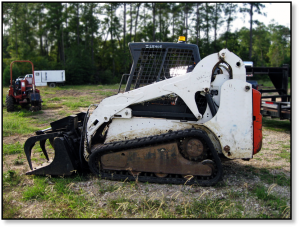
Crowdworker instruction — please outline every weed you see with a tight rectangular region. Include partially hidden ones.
[23,177,49,201]
[277,149,290,160]
[281,144,290,149]
[175,197,244,218]
[252,185,290,218]
[13,158,24,165]
[2,195,21,218]
[2,112,41,136]
[3,170,21,187]
[3,142,23,155]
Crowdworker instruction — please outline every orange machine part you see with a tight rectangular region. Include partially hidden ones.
[253,89,262,154]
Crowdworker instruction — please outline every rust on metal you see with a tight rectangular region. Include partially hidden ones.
[224,145,230,152]
[185,138,204,158]
[155,173,168,178]
[101,142,213,176]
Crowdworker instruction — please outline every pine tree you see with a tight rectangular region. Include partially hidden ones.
[224,3,238,48]
[240,3,266,59]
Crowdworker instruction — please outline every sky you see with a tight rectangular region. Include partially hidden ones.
[219,2,291,34]
[1,2,291,39]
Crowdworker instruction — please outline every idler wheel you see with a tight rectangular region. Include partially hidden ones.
[201,159,216,175]
[181,138,207,161]
[155,173,168,178]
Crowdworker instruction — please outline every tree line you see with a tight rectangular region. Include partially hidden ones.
[2,2,290,85]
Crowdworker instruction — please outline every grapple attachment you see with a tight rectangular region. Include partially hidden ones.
[24,112,88,176]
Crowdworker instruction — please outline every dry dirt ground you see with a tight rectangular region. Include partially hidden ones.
[2,87,291,219]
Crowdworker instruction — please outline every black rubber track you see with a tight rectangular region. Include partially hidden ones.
[88,129,223,186]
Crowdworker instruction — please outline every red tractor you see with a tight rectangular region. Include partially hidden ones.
[6,60,42,112]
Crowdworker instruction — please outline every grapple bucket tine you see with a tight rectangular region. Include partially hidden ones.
[26,137,78,176]
[40,139,49,161]
[24,132,60,171]
[24,138,36,170]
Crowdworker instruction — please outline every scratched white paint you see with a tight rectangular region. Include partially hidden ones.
[86,49,252,159]
[204,80,253,159]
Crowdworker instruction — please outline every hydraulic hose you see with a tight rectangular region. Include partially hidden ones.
[205,93,217,117]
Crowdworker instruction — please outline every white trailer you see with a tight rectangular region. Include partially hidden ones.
[25,70,66,87]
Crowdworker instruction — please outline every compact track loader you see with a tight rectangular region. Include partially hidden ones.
[24,39,262,186]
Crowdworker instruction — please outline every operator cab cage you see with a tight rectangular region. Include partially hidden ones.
[125,42,201,92]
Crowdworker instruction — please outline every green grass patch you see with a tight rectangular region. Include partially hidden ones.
[3,142,23,155]
[46,97,62,102]
[62,96,94,110]
[252,185,290,218]
[262,117,290,132]
[277,149,290,160]
[22,175,105,218]
[97,90,115,97]
[13,157,25,165]
[2,110,42,136]
[41,103,62,110]
[22,177,49,201]
[175,198,244,218]
[2,195,21,218]
[3,170,21,187]
[257,79,275,88]
[281,144,290,149]
[258,168,290,186]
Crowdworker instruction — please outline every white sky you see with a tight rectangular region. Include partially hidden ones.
[230,2,291,31]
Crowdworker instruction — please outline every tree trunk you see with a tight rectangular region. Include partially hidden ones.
[196,3,199,46]
[76,3,80,45]
[123,3,126,73]
[129,4,132,42]
[152,3,156,41]
[14,7,18,57]
[124,3,126,51]
[159,5,162,41]
[249,3,253,59]
[185,4,188,40]
[91,33,94,65]
[226,4,233,48]
[214,3,217,43]
[61,27,65,66]
[134,3,140,42]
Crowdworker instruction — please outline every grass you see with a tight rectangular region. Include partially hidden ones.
[257,78,291,91]
[3,170,21,187]
[22,177,49,201]
[257,168,290,186]
[3,142,23,155]
[22,175,108,218]
[277,149,290,160]
[262,117,291,132]
[2,110,42,136]
[252,184,290,218]
[3,195,21,218]
[2,83,291,219]
[60,95,96,110]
